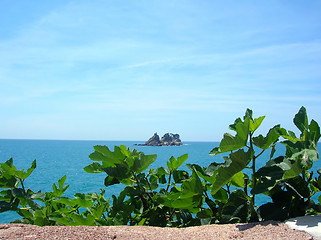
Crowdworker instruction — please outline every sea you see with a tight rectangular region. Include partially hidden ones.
[0,139,320,224]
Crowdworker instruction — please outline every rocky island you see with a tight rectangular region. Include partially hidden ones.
[137,133,183,146]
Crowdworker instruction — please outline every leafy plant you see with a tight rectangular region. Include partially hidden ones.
[192,109,281,223]
[197,107,321,223]
[84,145,200,226]
[0,159,110,226]
[0,106,320,226]
[255,107,321,220]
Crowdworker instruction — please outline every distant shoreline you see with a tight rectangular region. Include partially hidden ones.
[0,138,219,143]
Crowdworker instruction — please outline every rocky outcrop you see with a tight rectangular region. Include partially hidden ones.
[137,133,183,146]
[160,133,182,146]
[144,132,161,146]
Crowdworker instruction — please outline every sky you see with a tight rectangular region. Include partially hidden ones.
[0,0,321,141]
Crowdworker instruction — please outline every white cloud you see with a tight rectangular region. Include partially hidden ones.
[0,1,320,140]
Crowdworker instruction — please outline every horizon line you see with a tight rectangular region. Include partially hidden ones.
[0,138,219,143]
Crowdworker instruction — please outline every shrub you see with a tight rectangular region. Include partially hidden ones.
[1,107,320,226]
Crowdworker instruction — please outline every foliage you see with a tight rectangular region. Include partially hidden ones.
[0,159,110,226]
[0,106,320,226]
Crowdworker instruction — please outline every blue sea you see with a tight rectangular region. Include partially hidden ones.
[0,139,320,224]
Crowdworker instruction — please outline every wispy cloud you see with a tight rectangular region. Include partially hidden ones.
[0,1,320,140]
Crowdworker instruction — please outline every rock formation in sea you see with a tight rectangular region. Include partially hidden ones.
[137,133,183,146]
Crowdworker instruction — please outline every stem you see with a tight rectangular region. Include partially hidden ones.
[102,213,108,222]
[133,173,142,192]
[168,208,176,222]
[226,184,231,195]
[165,172,172,193]
[204,190,209,198]
[19,178,26,192]
[256,149,265,159]
[307,172,314,200]
[133,172,154,203]
[249,133,256,206]
[144,176,155,196]
[244,178,249,196]
[145,191,154,203]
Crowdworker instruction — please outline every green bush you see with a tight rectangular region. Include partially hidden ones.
[1,106,320,226]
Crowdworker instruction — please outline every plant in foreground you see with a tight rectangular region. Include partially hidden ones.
[0,106,320,226]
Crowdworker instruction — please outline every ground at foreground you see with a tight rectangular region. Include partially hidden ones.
[0,221,313,240]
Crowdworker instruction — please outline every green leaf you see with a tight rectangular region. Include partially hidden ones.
[156,167,168,184]
[15,161,36,180]
[58,175,68,191]
[309,119,321,143]
[148,174,159,190]
[167,154,188,171]
[0,159,36,181]
[31,191,45,200]
[197,208,213,218]
[87,145,157,187]
[104,176,120,187]
[252,160,290,194]
[17,208,33,221]
[294,106,309,133]
[51,175,69,198]
[187,163,218,184]
[0,172,17,189]
[209,147,219,156]
[214,132,247,155]
[258,202,289,221]
[104,164,131,180]
[11,188,40,210]
[252,125,280,149]
[89,145,125,167]
[283,149,318,178]
[220,189,249,223]
[253,154,311,194]
[157,166,170,175]
[52,183,58,193]
[33,210,46,226]
[211,149,252,195]
[71,213,95,226]
[205,197,217,213]
[250,116,265,132]
[54,194,94,208]
[74,193,95,208]
[83,162,104,173]
[2,158,14,168]
[132,154,157,174]
[173,170,189,183]
[91,203,107,219]
[0,199,19,213]
[229,171,245,188]
[284,177,310,199]
[0,159,17,179]
[279,128,300,142]
[52,212,95,226]
[24,160,37,180]
[270,143,276,160]
[0,189,14,202]
[158,170,203,210]
[211,188,228,203]
[211,112,250,155]
[49,215,75,226]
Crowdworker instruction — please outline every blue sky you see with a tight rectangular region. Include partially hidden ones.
[0,0,321,141]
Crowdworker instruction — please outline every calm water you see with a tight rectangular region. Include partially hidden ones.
[0,139,320,223]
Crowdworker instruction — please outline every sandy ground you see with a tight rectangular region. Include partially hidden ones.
[0,221,313,240]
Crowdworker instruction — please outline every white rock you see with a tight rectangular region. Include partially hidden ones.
[285,215,321,240]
